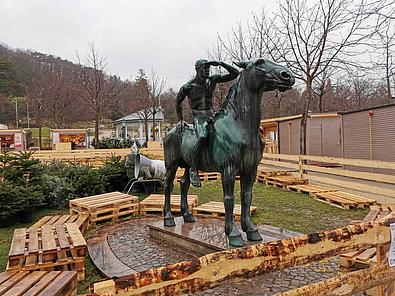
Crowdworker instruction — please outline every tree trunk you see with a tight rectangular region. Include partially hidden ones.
[300,77,313,155]
[38,125,42,150]
[152,109,156,141]
[386,46,392,101]
[94,110,100,148]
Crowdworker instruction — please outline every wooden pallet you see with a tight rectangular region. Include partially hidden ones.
[29,214,89,233]
[140,194,198,215]
[192,201,257,220]
[256,170,291,183]
[0,270,77,296]
[362,204,395,222]
[175,170,221,182]
[69,191,139,225]
[7,223,86,281]
[287,184,337,195]
[313,191,376,210]
[264,175,307,188]
[339,247,379,268]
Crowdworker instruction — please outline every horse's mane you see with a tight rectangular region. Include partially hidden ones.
[218,76,240,115]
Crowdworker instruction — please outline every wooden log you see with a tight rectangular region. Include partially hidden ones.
[93,220,391,296]
[275,263,395,296]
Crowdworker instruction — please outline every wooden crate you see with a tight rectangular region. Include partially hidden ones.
[0,270,77,296]
[313,191,376,210]
[29,214,89,233]
[264,175,307,188]
[287,184,337,195]
[140,194,198,215]
[192,201,257,220]
[7,223,86,281]
[69,191,139,225]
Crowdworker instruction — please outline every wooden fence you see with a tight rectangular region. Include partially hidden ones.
[261,153,395,198]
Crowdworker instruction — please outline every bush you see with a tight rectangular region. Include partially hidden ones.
[92,137,142,149]
[63,164,106,198]
[0,182,26,223]
[99,155,130,192]
[41,174,75,209]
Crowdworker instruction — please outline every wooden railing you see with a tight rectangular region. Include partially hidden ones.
[261,153,395,197]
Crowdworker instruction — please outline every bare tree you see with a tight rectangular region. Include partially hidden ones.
[148,69,166,141]
[77,43,124,146]
[264,0,383,154]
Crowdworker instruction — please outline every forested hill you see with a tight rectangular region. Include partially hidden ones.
[0,43,178,130]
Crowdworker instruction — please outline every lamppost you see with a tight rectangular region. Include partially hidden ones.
[87,128,91,149]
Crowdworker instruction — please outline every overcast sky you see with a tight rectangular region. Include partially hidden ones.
[0,0,278,89]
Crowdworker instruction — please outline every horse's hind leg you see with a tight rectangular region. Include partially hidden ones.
[164,164,177,227]
[240,173,262,241]
[180,168,195,222]
[222,164,244,247]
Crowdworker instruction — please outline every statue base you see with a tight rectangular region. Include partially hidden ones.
[148,216,301,255]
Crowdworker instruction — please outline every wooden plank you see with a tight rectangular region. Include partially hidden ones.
[0,271,30,294]
[260,159,299,170]
[36,271,76,296]
[93,221,391,295]
[28,228,39,254]
[46,215,61,225]
[30,216,52,229]
[262,153,300,161]
[9,228,27,257]
[303,164,395,185]
[65,223,86,248]
[2,271,46,296]
[304,174,395,197]
[300,154,395,170]
[54,215,70,225]
[55,225,70,249]
[41,225,56,253]
[23,271,61,296]
[0,272,16,285]
[357,247,376,262]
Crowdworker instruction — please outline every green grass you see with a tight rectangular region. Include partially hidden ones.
[172,181,368,234]
[0,182,368,293]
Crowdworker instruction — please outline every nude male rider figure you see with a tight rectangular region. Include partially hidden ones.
[176,59,239,187]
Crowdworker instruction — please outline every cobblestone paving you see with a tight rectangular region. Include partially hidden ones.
[107,217,197,272]
[106,217,365,295]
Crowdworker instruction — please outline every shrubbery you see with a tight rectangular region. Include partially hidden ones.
[0,151,131,226]
[92,137,143,149]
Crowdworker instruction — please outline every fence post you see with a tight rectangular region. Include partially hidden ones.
[298,155,304,178]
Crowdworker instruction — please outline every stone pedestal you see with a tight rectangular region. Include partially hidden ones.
[148,216,301,255]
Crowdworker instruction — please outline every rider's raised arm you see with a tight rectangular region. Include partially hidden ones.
[176,84,189,122]
[208,61,239,83]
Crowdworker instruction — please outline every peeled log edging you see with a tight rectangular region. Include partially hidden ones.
[94,221,390,295]
[275,263,395,296]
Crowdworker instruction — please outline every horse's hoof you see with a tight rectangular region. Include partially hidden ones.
[164,217,176,227]
[228,234,245,247]
[246,229,262,241]
[183,213,195,223]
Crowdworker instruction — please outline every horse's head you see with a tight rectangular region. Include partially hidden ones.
[234,59,295,92]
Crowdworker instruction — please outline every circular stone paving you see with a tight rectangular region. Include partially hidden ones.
[90,217,364,295]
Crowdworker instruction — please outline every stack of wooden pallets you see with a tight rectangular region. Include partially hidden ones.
[6,223,86,281]
[313,191,376,210]
[192,201,257,220]
[256,169,292,183]
[175,170,221,182]
[264,175,307,188]
[140,194,198,215]
[0,270,77,296]
[29,214,89,233]
[69,191,139,226]
[287,183,337,195]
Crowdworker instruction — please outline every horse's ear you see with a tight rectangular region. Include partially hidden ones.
[233,60,250,69]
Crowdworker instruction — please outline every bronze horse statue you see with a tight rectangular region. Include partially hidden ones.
[163,59,295,247]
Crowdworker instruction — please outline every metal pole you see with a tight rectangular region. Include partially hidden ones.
[15,100,18,128]
[26,101,30,128]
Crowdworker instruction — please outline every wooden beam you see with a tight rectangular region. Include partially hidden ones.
[93,221,390,296]
[263,153,300,161]
[303,164,395,184]
[304,174,395,197]
[275,264,395,296]
[260,159,299,170]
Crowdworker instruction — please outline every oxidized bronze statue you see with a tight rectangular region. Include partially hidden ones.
[163,59,295,247]
[176,60,239,187]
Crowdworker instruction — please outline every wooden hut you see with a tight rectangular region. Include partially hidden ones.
[50,129,89,150]
[261,113,342,157]
[0,129,27,151]
[340,102,395,162]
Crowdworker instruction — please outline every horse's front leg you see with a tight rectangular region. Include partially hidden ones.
[240,172,262,241]
[222,164,244,247]
[164,164,177,227]
[180,168,195,222]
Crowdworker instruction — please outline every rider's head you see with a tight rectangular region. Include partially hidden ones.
[195,59,210,79]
